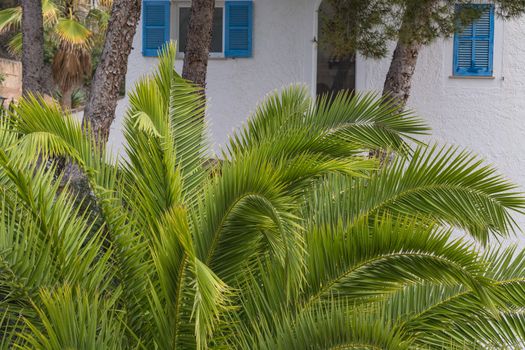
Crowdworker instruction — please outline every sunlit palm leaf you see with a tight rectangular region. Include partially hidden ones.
[54,17,92,48]
[0,7,21,33]
[0,0,58,34]
[7,32,21,56]
[306,146,525,244]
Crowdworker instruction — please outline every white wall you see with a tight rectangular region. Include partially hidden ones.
[114,1,525,234]
[113,0,320,155]
[357,16,525,234]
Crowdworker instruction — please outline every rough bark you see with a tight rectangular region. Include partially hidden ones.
[82,0,141,145]
[382,2,434,109]
[181,0,215,87]
[375,5,430,164]
[20,0,47,95]
[381,40,422,108]
[60,86,74,110]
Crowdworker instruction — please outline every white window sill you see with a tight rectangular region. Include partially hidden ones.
[448,75,495,80]
[176,53,226,60]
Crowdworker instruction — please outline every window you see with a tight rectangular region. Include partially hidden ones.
[142,0,253,58]
[178,7,224,54]
[453,4,494,77]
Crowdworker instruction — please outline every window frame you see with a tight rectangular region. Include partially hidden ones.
[173,0,226,59]
[452,4,495,77]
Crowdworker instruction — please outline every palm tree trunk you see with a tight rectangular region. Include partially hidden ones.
[82,0,141,145]
[181,0,215,87]
[20,0,47,95]
[60,86,74,110]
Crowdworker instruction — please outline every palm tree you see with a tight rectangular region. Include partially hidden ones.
[0,0,97,108]
[1,44,525,349]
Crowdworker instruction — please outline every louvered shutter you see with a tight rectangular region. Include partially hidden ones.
[142,0,170,57]
[225,1,253,58]
[453,5,494,76]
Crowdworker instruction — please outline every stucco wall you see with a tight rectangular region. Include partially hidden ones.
[113,0,319,155]
[115,1,525,235]
[357,16,525,235]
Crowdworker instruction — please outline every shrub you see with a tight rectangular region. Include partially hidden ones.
[1,43,525,349]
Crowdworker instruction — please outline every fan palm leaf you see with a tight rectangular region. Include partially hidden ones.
[0,0,58,34]
[54,17,91,48]
[0,0,95,107]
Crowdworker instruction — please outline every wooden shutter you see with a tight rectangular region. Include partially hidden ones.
[142,0,170,57]
[453,5,494,76]
[225,1,253,58]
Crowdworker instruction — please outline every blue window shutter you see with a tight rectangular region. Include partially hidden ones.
[142,0,170,57]
[225,1,253,58]
[453,4,494,76]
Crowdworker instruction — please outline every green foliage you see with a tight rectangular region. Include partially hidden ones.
[321,0,525,58]
[319,0,396,58]
[0,0,110,106]
[71,88,85,109]
[1,43,525,349]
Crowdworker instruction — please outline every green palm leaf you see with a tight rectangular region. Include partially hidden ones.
[308,146,525,244]
[54,17,92,48]
[1,43,525,350]
[0,7,21,33]
[21,286,125,350]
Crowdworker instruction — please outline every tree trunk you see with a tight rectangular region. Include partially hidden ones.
[375,3,434,163]
[381,40,422,108]
[181,0,215,87]
[60,86,74,110]
[82,0,141,145]
[382,2,434,109]
[20,0,47,95]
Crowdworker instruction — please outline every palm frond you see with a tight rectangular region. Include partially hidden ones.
[0,0,58,36]
[310,91,429,151]
[54,17,92,49]
[0,7,21,33]
[234,301,410,350]
[195,156,305,293]
[7,32,21,56]
[377,245,525,347]
[21,285,125,350]
[226,89,429,159]
[2,38,525,350]
[308,146,525,244]
[301,215,494,309]
[122,43,207,240]
[10,95,153,345]
[148,206,231,350]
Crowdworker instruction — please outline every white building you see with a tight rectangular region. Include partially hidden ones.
[114,0,525,208]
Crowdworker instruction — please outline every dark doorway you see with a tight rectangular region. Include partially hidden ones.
[316,1,356,96]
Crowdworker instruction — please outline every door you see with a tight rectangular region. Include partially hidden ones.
[316,0,356,96]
